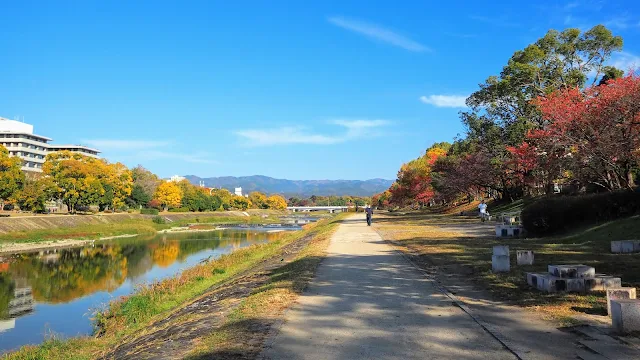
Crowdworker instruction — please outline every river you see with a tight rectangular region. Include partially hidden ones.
[0,224,306,353]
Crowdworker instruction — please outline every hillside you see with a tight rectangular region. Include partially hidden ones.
[184,175,393,197]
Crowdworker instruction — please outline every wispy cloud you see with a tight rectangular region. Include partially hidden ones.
[604,16,640,30]
[327,16,429,52]
[564,1,580,10]
[82,139,171,151]
[83,138,216,164]
[135,150,217,164]
[419,95,467,108]
[235,119,391,147]
[611,51,640,72]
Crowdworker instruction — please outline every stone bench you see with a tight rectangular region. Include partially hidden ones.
[607,288,637,317]
[495,225,523,237]
[492,245,510,273]
[516,250,534,265]
[611,240,640,253]
[611,299,640,334]
[526,272,621,293]
[548,264,595,278]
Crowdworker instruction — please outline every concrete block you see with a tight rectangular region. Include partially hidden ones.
[516,250,534,265]
[611,299,640,334]
[496,225,508,237]
[607,288,637,317]
[493,245,509,256]
[492,255,510,273]
[586,276,622,291]
[548,264,595,278]
[535,275,587,293]
[611,240,640,253]
[526,273,543,288]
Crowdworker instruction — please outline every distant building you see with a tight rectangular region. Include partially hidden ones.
[235,187,243,197]
[0,117,101,172]
[170,175,186,182]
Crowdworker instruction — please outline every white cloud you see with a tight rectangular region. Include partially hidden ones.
[82,139,170,151]
[419,95,467,108]
[135,150,217,164]
[611,52,640,72]
[604,16,636,29]
[328,16,429,52]
[564,1,579,10]
[235,119,391,147]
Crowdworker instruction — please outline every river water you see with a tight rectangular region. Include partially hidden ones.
[0,225,304,353]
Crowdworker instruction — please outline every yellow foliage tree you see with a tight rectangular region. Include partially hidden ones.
[248,191,267,209]
[266,194,287,210]
[0,145,25,209]
[153,181,182,210]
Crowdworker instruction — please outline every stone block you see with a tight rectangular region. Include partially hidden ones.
[611,240,640,253]
[516,250,534,265]
[586,276,622,291]
[492,255,510,273]
[493,245,509,256]
[548,264,595,278]
[607,288,637,317]
[611,299,640,334]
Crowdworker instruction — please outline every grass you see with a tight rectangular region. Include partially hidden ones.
[374,212,640,325]
[0,214,279,244]
[5,214,345,360]
[185,213,343,359]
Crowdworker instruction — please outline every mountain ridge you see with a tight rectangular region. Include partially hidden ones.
[184,175,393,197]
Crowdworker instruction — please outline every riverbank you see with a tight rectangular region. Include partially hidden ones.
[372,212,640,325]
[0,211,284,254]
[6,214,345,359]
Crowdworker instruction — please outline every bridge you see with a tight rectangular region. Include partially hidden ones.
[287,206,349,213]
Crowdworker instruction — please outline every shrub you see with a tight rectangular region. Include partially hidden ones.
[140,208,159,215]
[168,207,190,213]
[521,191,640,236]
[152,216,166,224]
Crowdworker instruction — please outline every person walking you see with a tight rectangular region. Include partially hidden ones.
[478,200,489,222]
[365,205,373,226]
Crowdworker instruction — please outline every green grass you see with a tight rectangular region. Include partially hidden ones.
[5,215,344,360]
[0,214,278,244]
[375,212,640,323]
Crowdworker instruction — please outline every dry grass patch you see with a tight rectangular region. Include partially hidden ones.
[374,211,640,325]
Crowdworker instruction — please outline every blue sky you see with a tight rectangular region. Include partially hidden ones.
[1,0,639,180]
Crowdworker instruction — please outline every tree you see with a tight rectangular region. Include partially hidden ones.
[131,165,160,197]
[153,182,182,210]
[13,176,54,212]
[129,184,151,207]
[266,195,287,210]
[248,192,268,209]
[230,195,251,210]
[43,151,106,212]
[528,73,640,191]
[0,145,25,209]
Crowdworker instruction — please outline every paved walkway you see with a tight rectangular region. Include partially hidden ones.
[262,215,515,360]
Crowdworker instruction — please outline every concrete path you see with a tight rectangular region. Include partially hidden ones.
[261,216,515,360]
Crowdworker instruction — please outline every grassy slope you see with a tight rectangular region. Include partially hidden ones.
[375,212,640,324]
[6,214,345,360]
[0,214,280,244]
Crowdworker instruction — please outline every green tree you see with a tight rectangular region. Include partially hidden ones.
[129,184,151,207]
[0,145,25,209]
[13,176,54,212]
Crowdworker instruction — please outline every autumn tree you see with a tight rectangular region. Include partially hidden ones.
[230,195,251,210]
[153,181,182,210]
[0,145,25,209]
[248,191,268,209]
[13,176,55,212]
[526,73,640,191]
[266,194,287,210]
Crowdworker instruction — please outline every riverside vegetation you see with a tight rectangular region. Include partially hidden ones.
[5,213,346,359]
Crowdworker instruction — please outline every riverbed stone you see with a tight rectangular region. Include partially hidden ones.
[607,288,637,317]
[516,250,534,266]
[611,299,640,334]
[492,255,510,273]
[493,245,509,256]
[548,264,595,278]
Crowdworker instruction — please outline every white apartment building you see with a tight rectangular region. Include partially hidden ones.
[170,175,186,182]
[0,117,101,172]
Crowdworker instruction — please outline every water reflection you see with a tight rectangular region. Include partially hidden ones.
[0,228,289,353]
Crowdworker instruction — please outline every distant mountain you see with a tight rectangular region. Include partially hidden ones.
[184,175,393,197]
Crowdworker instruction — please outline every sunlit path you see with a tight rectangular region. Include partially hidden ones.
[261,214,514,360]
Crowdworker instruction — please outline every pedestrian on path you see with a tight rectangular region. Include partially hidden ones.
[365,205,373,226]
[478,200,489,222]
